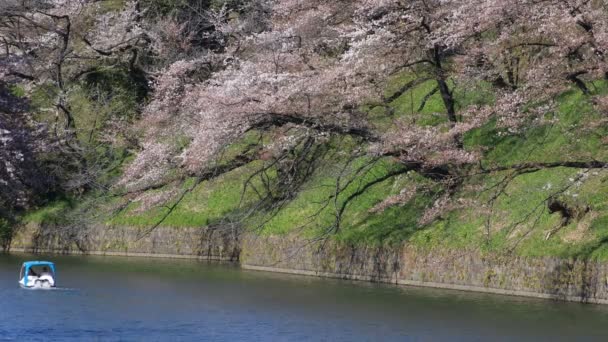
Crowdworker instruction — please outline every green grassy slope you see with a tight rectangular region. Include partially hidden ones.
[22,77,608,259]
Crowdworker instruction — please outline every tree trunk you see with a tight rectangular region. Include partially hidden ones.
[432,46,457,123]
[437,78,456,123]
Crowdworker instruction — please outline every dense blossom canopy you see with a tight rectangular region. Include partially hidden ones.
[121,0,608,191]
[1,0,607,234]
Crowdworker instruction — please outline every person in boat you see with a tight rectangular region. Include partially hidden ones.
[38,266,55,287]
[24,267,39,287]
[40,266,51,277]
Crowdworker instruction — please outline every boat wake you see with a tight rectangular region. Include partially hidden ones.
[21,286,76,291]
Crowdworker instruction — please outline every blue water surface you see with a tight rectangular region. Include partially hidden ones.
[1,254,608,341]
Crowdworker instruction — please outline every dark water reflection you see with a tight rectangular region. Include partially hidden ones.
[1,254,608,341]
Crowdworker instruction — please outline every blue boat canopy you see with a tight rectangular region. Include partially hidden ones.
[21,261,56,277]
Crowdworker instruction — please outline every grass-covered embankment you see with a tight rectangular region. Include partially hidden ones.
[18,76,606,261]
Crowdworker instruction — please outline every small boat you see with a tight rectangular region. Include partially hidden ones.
[19,261,56,289]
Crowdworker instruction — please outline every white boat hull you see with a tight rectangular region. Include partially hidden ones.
[19,276,55,289]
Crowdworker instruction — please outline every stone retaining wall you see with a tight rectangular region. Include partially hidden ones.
[9,223,240,261]
[241,234,608,304]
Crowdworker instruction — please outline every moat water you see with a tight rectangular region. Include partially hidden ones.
[1,254,608,341]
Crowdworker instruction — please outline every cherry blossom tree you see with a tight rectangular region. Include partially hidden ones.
[121,0,379,190]
[0,82,52,222]
[4,0,608,239]
[124,0,608,206]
